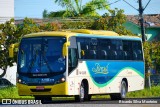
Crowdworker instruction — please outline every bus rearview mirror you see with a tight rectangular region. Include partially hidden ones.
[9,43,19,58]
[62,42,70,58]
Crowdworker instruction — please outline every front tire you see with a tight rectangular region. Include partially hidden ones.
[75,82,85,102]
[75,81,90,102]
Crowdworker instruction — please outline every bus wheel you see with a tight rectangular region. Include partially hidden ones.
[75,82,85,102]
[119,80,127,99]
[110,81,127,100]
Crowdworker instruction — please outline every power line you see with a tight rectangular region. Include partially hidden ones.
[108,0,121,6]
[123,0,138,11]
[143,0,151,10]
[122,0,152,42]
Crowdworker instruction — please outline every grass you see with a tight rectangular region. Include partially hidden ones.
[0,86,160,99]
[127,86,160,98]
[0,87,33,99]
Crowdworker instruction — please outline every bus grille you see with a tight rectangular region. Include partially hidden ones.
[30,89,51,92]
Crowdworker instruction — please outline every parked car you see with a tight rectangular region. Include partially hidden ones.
[0,78,14,89]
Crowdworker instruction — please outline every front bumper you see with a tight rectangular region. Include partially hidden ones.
[17,82,68,96]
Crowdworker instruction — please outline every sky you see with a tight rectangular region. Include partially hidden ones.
[15,0,160,18]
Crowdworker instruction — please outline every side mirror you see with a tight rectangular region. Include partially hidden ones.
[9,43,19,58]
[62,42,70,58]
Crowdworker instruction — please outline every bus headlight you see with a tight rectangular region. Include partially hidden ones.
[18,79,22,83]
[18,78,26,84]
[61,77,65,82]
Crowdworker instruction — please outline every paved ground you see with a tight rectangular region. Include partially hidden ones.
[2,98,160,107]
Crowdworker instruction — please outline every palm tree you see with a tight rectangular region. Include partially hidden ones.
[54,0,109,17]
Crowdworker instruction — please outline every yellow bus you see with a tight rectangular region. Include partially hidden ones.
[9,29,144,102]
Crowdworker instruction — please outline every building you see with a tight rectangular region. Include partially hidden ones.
[0,0,14,24]
[124,14,160,41]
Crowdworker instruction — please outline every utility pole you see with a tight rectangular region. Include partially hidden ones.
[138,0,146,42]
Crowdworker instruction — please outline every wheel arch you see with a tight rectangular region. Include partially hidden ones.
[81,79,89,93]
[122,78,128,92]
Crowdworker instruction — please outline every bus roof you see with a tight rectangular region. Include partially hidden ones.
[65,29,119,36]
[23,29,141,41]
[24,31,77,39]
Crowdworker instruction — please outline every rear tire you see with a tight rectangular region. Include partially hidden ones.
[110,81,127,100]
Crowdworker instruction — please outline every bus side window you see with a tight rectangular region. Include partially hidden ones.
[89,50,97,59]
[80,45,89,59]
[117,46,123,60]
[110,44,117,60]
[132,41,143,60]
[123,40,133,60]
[133,51,138,60]
[100,50,107,59]
[123,51,128,60]
[137,50,143,60]
[77,37,90,59]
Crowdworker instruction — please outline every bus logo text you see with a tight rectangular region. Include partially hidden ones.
[92,63,109,74]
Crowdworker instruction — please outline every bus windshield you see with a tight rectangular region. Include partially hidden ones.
[18,37,66,77]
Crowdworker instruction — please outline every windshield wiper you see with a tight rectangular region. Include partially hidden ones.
[41,51,53,73]
[27,50,39,73]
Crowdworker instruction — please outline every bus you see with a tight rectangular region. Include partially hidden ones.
[9,29,145,102]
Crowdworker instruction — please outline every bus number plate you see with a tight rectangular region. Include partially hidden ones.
[36,86,44,90]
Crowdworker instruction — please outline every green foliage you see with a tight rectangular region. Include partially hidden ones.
[52,0,109,17]
[0,18,41,77]
[46,10,66,18]
[127,86,160,98]
[16,18,40,38]
[43,9,48,18]
[0,19,18,77]
[0,87,32,98]
[92,8,133,35]
[143,41,160,73]
[61,19,94,29]
[143,42,152,72]
[151,41,160,72]
[40,22,62,31]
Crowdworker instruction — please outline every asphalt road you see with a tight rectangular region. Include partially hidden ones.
[2,98,160,107]
[32,98,160,107]
[43,98,160,104]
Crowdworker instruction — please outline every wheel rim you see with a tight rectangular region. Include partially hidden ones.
[80,84,84,99]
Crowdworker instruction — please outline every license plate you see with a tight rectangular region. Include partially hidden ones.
[36,86,44,90]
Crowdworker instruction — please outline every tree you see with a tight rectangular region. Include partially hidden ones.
[43,9,48,18]
[143,41,160,74]
[92,8,133,35]
[47,10,66,18]
[143,42,152,72]
[40,22,62,31]
[0,19,17,77]
[0,18,41,78]
[53,0,109,17]
[16,17,40,38]
[151,41,160,73]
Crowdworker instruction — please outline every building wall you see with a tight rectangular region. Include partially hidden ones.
[145,27,160,41]
[123,21,141,35]
[123,21,160,41]
[0,0,14,24]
